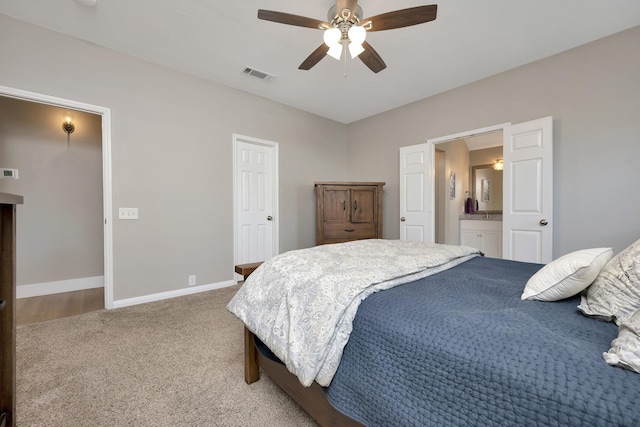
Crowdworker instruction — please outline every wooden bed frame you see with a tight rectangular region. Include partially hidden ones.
[243,326,363,427]
[237,261,362,426]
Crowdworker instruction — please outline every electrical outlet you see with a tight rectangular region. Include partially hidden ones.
[188,275,196,286]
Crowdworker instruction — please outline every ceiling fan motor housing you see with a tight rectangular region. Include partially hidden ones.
[327,4,363,38]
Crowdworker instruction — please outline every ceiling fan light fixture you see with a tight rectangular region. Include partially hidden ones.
[348,25,366,44]
[327,43,343,60]
[324,27,343,60]
[349,42,364,58]
[348,25,366,58]
[323,27,341,45]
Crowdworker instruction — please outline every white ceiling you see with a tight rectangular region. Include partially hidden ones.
[2,0,639,124]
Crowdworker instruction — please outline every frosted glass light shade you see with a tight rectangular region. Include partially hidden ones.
[324,28,341,46]
[348,26,366,44]
[327,44,343,60]
[348,25,366,58]
[324,28,343,60]
[349,42,364,58]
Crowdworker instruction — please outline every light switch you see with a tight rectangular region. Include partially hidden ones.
[118,207,139,220]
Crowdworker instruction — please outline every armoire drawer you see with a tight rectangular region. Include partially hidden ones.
[323,222,376,240]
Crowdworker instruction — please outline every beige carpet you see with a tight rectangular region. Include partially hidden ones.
[16,285,317,426]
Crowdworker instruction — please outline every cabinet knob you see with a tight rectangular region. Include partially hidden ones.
[400,217,406,222]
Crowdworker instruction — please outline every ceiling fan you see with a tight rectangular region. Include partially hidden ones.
[257,1,437,73]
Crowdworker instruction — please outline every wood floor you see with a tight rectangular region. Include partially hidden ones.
[16,288,104,326]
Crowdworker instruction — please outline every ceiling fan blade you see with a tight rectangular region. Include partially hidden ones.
[258,10,330,29]
[336,0,358,20]
[299,44,330,70]
[363,5,437,32]
[358,41,386,73]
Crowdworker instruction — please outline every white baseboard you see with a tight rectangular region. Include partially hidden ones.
[112,280,237,309]
[17,276,104,299]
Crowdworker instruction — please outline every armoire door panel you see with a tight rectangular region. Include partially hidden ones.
[323,189,350,222]
[351,188,376,223]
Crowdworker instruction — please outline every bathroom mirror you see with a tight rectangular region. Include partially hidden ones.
[471,164,503,213]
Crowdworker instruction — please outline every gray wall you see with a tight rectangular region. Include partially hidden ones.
[0,15,348,301]
[0,98,103,286]
[347,25,640,256]
[435,140,469,245]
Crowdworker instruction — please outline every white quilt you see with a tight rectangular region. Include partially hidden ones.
[226,239,480,386]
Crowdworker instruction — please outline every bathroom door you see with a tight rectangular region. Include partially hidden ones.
[502,116,553,263]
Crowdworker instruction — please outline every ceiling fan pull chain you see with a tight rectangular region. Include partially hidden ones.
[343,40,348,77]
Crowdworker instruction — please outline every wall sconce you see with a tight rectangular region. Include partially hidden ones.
[62,112,75,135]
[62,112,75,147]
[493,159,504,171]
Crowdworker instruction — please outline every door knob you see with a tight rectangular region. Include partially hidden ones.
[539,219,548,226]
[267,216,273,221]
[400,217,406,222]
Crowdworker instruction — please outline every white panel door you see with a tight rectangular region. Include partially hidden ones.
[234,136,277,276]
[503,116,553,263]
[399,143,432,242]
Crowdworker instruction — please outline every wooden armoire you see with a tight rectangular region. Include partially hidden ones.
[315,182,384,245]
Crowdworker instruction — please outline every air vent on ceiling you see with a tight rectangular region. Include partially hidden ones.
[242,67,276,82]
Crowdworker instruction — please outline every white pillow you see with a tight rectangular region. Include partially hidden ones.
[521,247,613,301]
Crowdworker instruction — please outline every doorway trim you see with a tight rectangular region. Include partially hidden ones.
[426,122,510,243]
[0,85,114,309]
[232,134,279,280]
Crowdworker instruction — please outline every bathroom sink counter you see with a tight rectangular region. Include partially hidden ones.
[459,213,502,221]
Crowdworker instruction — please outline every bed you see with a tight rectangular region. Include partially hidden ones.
[228,239,640,426]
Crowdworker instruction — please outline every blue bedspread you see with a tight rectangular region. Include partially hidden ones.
[325,257,640,426]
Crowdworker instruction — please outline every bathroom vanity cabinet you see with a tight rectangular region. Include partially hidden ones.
[460,219,502,258]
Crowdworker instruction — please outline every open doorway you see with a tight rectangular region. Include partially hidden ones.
[0,97,104,322]
[424,122,509,250]
[432,131,503,245]
[0,85,114,311]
